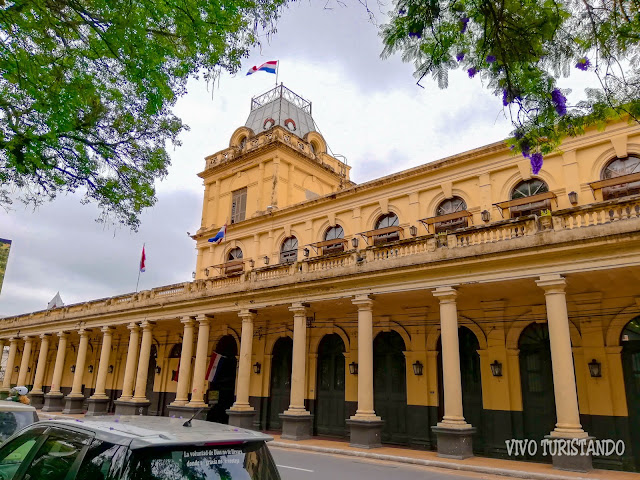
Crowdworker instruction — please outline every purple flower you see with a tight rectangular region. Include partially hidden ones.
[502,90,509,106]
[408,31,422,39]
[460,17,470,33]
[456,52,465,62]
[398,8,406,15]
[575,57,590,71]
[486,55,497,63]
[551,88,567,116]
[467,67,477,78]
[530,153,543,174]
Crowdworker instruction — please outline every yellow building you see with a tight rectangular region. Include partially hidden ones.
[3,85,640,472]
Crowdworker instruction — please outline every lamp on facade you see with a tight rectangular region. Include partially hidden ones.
[253,362,261,374]
[249,259,255,268]
[13,366,18,372]
[108,365,114,374]
[70,365,76,373]
[27,367,31,373]
[88,365,94,373]
[349,362,358,375]
[410,225,418,237]
[303,248,310,257]
[412,360,424,376]
[263,255,270,265]
[481,210,491,222]
[490,360,503,377]
[155,366,162,375]
[204,268,210,277]
[191,271,196,279]
[351,237,359,248]
[588,358,602,378]
[568,191,578,205]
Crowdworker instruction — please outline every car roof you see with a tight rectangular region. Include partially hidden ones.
[36,416,273,450]
[0,400,36,412]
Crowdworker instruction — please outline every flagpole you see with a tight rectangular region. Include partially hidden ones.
[136,242,144,292]
[275,61,279,88]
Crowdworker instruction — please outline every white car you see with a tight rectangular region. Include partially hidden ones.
[0,401,38,443]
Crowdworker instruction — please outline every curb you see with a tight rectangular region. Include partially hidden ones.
[270,442,606,480]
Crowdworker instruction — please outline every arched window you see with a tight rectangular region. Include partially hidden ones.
[227,248,243,261]
[168,344,182,358]
[280,236,298,263]
[510,179,550,217]
[239,136,247,150]
[225,247,244,275]
[373,213,400,244]
[434,197,468,233]
[323,225,345,254]
[601,156,640,200]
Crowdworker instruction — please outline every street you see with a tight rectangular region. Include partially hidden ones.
[270,447,518,480]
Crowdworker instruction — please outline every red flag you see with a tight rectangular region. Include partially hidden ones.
[139,246,146,272]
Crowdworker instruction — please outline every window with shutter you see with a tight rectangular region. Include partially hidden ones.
[231,188,247,224]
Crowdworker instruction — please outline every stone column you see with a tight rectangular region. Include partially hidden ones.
[86,326,114,416]
[30,334,51,408]
[431,286,475,459]
[169,317,196,408]
[347,295,383,448]
[114,323,140,415]
[16,336,33,386]
[1,338,19,391]
[42,332,68,411]
[63,328,91,414]
[280,303,312,440]
[131,320,154,415]
[228,310,257,429]
[537,274,592,472]
[186,315,211,412]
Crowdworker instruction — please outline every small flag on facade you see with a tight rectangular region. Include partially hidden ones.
[208,224,226,244]
[246,60,278,75]
[139,245,146,272]
[206,351,225,383]
[172,359,180,382]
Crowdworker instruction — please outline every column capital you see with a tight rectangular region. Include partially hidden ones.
[536,274,566,292]
[22,336,33,342]
[39,333,51,340]
[195,314,213,325]
[432,286,458,302]
[289,302,310,315]
[9,336,19,343]
[140,320,155,331]
[127,322,140,332]
[56,331,68,339]
[78,328,92,338]
[181,316,196,326]
[101,326,114,335]
[352,295,373,309]
[238,309,257,321]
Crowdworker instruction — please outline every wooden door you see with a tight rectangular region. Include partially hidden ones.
[315,334,346,436]
[374,331,408,444]
[459,327,484,453]
[267,337,293,430]
[622,318,640,471]
[207,335,238,424]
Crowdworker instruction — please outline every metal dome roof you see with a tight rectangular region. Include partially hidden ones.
[245,84,316,137]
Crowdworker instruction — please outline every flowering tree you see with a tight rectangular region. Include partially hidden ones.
[0,0,285,229]
[381,1,640,173]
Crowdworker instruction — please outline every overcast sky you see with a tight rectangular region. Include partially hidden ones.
[0,1,596,317]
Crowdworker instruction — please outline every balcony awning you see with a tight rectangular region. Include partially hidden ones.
[493,191,557,217]
[356,226,404,244]
[306,238,348,253]
[419,211,472,232]
[588,172,640,191]
[209,259,247,271]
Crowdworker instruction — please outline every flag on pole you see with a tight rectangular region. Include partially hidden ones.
[139,245,146,272]
[246,60,278,75]
[172,359,180,382]
[208,224,226,244]
[206,351,225,383]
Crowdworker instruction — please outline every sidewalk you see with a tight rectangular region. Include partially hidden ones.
[37,411,639,480]
[269,434,640,480]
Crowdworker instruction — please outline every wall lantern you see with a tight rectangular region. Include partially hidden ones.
[249,259,255,268]
[88,365,94,374]
[204,268,210,277]
[253,362,261,374]
[303,248,310,257]
[351,237,359,248]
[412,360,424,376]
[263,255,270,265]
[70,365,76,373]
[409,225,418,237]
[191,271,196,279]
[108,365,114,374]
[588,358,602,378]
[481,210,491,223]
[27,367,31,373]
[349,362,358,375]
[13,366,18,372]
[155,366,162,375]
[568,191,578,206]
[490,360,503,377]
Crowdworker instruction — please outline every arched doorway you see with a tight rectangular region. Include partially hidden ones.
[374,331,407,444]
[435,327,484,452]
[206,335,238,424]
[267,337,293,430]
[621,317,640,471]
[145,345,158,415]
[315,334,346,437]
[519,323,556,458]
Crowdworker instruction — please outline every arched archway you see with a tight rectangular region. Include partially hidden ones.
[519,322,555,459]
[621,317,640,470]
[267,337,293,430]
[315,334,346,437]
[206,335,238,424]
[374,331,408,444]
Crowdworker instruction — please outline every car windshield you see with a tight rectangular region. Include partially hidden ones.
[0,411,36,441]
[130,442,279,480]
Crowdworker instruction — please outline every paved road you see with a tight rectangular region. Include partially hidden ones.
[270,447,518,480]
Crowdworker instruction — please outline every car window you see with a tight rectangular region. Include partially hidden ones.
[129,442,280,480]
[76,440,122,480]
[0,427,46,480]
[0,412,36,442]
[22,428,91,480]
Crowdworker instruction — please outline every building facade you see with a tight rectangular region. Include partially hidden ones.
[2,85,640,472]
